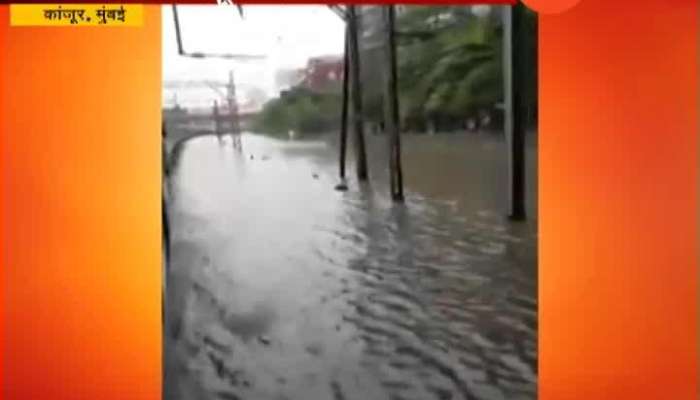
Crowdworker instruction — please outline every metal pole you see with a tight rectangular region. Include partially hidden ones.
[213,100,221,137]
[172,5,185,55]
[504,4,526,220]
[227,70,242,149]
[347,5,369,182]
[339,28,350,181]
[382,5,403,202]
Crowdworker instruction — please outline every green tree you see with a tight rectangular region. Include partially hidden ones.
[252,87,342,137]
[359,5,537,131]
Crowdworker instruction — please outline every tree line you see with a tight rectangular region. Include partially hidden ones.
[253,5,537,137]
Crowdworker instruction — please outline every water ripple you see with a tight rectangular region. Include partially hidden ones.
[164,133,537,400]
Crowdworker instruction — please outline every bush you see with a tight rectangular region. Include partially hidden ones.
[252,87,342,138]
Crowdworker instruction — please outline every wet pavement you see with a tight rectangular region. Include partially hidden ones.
[164,132,537,400]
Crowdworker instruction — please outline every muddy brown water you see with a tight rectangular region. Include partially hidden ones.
[164,131,537,400]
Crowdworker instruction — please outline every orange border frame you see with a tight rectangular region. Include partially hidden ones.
[1,1,698,398]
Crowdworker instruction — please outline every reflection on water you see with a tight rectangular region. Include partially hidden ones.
[164,132,537,400]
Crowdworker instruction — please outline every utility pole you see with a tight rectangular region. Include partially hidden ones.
[337,27,350,189]
[227,70,242,149]
[382,5,403,202]
[347,5,369,182]
[503,3,526,220]
[213,100,221,137]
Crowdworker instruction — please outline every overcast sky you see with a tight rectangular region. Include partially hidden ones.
[162,5,345,96]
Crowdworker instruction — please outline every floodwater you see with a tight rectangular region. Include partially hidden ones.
[164,131,537,400]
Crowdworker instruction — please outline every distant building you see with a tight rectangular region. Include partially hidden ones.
[273,55,344,97]
[300,55,344,93]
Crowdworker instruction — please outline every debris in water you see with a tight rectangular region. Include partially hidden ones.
[305,343,323,356]
[312,173,319,179]
[334,182,348,191]
[257,335,271,346]
[330,381,346,400]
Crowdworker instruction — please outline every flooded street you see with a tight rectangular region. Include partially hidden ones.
[164,132,537,400]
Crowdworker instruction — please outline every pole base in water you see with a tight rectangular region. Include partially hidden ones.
[334,182,349,191]
[508,212,526,221]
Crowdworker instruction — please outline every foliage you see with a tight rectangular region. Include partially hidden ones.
[253,5,538,136]
[360,5,537,130]
[252,87,342,137]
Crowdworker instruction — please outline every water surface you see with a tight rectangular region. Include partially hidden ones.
[164,132,537,400]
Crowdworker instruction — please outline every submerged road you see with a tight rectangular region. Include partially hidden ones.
[164,132,537,400]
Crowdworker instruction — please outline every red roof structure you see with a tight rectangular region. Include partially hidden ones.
[300,55,344,93]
